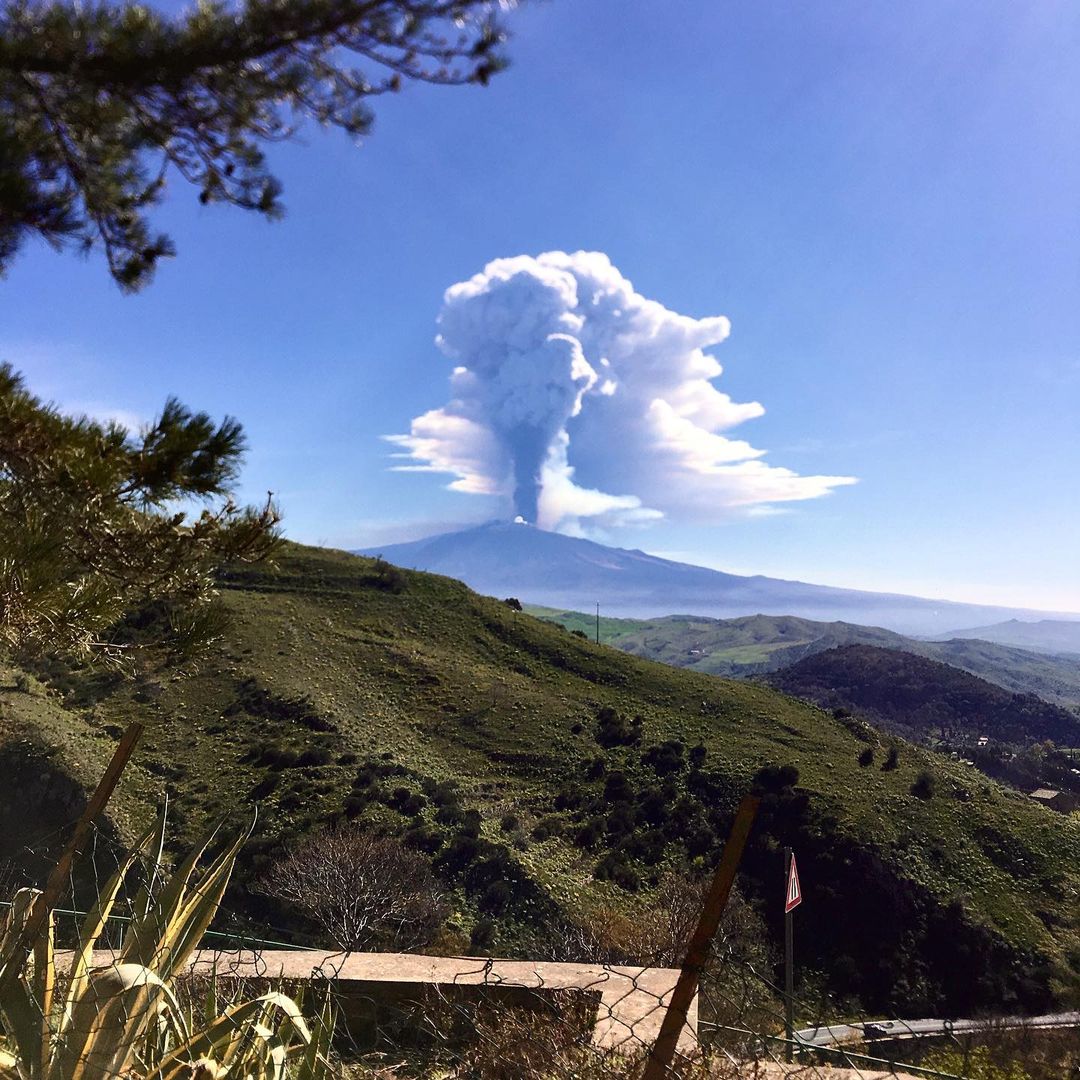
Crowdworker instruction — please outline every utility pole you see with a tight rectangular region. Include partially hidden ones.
[595,602,600,644]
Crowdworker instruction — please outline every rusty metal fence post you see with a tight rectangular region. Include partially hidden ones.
[641,792,760,1080]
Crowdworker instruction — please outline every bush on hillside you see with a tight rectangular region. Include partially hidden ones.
[752,763,800,793]
[643,739,685,776]
[595,706,643,748]
[264,826,448,951]
[368,557,407,592]
[912,770,937,799]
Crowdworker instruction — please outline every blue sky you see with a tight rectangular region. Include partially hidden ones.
[3,0,1079,610]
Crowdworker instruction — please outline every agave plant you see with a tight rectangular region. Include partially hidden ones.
[0,817,334,1080]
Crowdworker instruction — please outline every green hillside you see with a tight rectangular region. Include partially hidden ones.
[529,607,1080,707]
[6,544,1080,1018]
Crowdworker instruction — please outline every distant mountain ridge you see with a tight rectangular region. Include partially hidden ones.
[527,607,1080,706]
[932,619,1080,657]
[362,522,1080,637]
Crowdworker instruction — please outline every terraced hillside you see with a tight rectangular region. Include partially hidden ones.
[4,544,1079,1018]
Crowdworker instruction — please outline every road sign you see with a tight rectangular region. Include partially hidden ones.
[785,851,802,913]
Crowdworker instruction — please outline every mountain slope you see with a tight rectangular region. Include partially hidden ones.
[933,619,1080,657]
[529,608,1080,707]
[363,522,1078,637]
[764,644,1080,747]
[6,544,1079,1018]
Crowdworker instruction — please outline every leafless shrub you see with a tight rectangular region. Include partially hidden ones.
[264,826,449,951]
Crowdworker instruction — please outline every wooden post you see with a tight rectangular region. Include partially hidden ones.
[0,723,144,993]
[641,793,760,1080]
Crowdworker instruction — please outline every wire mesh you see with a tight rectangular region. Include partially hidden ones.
[0,819,1076,1080]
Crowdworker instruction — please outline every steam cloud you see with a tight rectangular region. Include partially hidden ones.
[388,251,855,532]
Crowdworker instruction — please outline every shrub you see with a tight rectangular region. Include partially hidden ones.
[264,826,448,950]
[531,816,564,841]
[858,747,875,767]
[912,770,936,799]
[595,706,642,749]
[643,740,685,776]
[258,745,301,770]
[594,853,640,892]
[603,771,633,802]
[502,597,523,610]
[571,629,588,640]
[353,765,377,787]
[480,880,513,913]
[435,802,465,827]
[470,918,496,953]
[554,785,584,811]
[605,804,636,839]
[369,557,406,592]
[461,808,483,838]
[921,1046,1029,1080]
[573,818,605,850]
[298,746,333,767]
[248,774,280,801]
[499,812,520,833]
[438,834,483,872]
[882,746,901,771]
[403,824,445,854]
[636,787,669,826]
[753,763,800,792]
[585,756,606,780]
[429,780,459,806]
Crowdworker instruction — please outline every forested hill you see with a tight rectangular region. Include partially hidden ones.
[765,644,1080,746]
[5,545,1079,1019]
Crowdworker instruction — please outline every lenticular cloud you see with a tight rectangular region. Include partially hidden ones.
[387,251,855,532]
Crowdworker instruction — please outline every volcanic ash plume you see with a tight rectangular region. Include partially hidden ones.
[387,251,855,531]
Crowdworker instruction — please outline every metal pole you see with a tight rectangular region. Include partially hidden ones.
[642,793,760,1080]
[784,846,795,1063]
[595,602,600,644]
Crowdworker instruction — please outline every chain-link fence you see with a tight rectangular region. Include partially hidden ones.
[1,798,1076,1080]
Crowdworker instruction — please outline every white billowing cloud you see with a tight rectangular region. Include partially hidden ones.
[389,251,855,531]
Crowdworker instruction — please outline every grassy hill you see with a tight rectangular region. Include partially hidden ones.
[528,607,1080,707]
[4,544,1080,1018]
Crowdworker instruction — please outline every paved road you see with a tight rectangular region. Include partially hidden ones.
[796,1011,1080,1048]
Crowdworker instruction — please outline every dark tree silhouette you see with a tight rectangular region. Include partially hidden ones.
[0,0,509,289]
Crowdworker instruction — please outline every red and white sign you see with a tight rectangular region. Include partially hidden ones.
[785,852,802,913]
